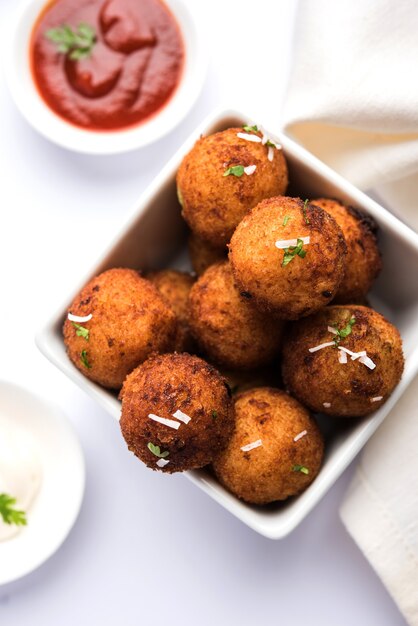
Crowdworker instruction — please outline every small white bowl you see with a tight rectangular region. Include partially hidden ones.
[5,0,207,154]
[36,108,418,539]
[0,381,85,584]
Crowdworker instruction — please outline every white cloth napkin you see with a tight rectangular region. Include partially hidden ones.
[282,1,418,623]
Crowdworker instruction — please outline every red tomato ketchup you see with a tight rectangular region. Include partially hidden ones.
[30,0,185,131]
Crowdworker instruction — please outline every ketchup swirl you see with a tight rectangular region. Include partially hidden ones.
[31,0,184,131]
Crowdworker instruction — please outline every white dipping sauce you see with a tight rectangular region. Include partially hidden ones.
[0,415,42,541]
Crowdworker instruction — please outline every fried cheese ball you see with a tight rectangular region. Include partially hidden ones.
[147,269,195,352]
[177,127,288,247]
[213,387,324,504]
[63,268,177,389]
[282,305,404,417]
[188,261,283,370]
[188,232,226,276]
[313,198,382,303]
[120,353,235,473]
[229,196,347,319]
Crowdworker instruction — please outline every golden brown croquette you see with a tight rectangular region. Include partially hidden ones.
[177,127,288,247]
[229,196,347,319]
[120,353,235,473]
[188,261,283,370]
[188,232,226,276]
[213,387,324,504]
[63,268,177,389]
[312,198,382,303]
[147,269,195,352]
[282,305,404,417]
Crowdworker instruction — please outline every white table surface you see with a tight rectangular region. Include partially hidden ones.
[0,0,407,624]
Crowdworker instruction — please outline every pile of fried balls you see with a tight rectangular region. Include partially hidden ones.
[63,125,404,506]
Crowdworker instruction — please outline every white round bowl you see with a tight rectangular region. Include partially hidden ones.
[0,381,85,585]
[6,0,207,154]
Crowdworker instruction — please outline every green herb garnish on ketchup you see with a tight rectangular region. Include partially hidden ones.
[46,23,96,60]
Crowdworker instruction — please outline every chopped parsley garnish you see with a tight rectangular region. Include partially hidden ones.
[46,23,96,61]
[266,139,277,148]
[282,238,307,267]
[242,124,258,132]
[0,493,27,526]
[332,316,356,346]
[147,443,169,458]
[302,199,310,225]
[212,410,218,419]
[292,465,309,475]
[224,165,245,178]
[72,322,89,341]
[80,350,91,369]
[283,215,290,226]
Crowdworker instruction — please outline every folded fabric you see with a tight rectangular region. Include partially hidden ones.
[340,385,418,624]
[282,1,418,623]
[283,0,418,231]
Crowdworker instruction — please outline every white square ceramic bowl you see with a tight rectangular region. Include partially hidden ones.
[36,108,418,539]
